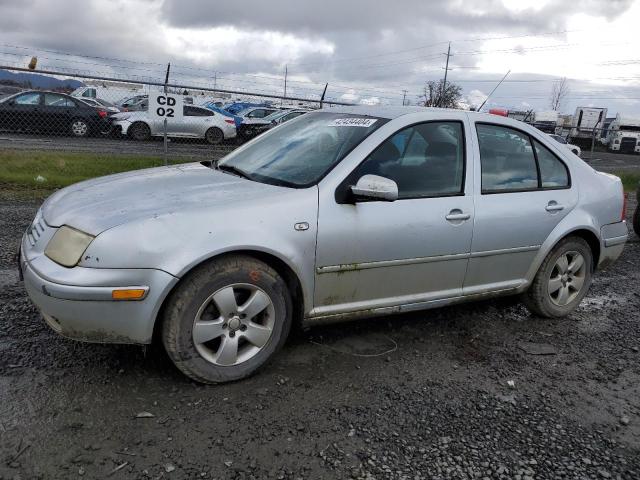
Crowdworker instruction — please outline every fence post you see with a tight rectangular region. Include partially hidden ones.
[590,126,597,161]
[163,63,171,166]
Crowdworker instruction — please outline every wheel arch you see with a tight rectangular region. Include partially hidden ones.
[152,249,306,343]
[564,228,601,270]
[523,222,602,290]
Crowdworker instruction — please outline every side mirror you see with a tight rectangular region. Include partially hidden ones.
[351,174,398,202]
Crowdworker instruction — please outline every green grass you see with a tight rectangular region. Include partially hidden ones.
[610,171,640,194]
[0,149,638,195]
[0,150,192,190]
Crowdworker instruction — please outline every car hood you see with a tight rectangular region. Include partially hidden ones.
[42,163,291,235]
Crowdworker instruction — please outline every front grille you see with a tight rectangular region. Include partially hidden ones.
[620,137,637,153]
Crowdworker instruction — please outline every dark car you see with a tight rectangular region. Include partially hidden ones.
[238,109,308,140]
[0,90,111,137]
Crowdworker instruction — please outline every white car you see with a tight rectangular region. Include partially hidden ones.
[111,105,236,144]
[548,134,581,157]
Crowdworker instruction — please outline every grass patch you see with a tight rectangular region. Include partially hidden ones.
[610,171,640,193]
[0,150,192,189]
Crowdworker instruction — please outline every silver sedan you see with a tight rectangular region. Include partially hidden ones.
[20,107,628,383]
[111,105,236,144]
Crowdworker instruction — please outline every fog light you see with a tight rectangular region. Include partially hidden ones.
[112,288,147,301]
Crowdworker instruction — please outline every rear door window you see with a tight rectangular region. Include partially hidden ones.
[477,124,538,192]
[534,140,569,188]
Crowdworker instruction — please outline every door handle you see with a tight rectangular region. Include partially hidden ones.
[445,211,471,221]
[545,202,565,212]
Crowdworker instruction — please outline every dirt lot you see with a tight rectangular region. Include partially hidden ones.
[1,194,639,480]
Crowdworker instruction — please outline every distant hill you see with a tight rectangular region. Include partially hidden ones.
[0,69,84,90]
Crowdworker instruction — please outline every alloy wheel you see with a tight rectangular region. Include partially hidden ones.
[192,283,275,366]
[547,250,586,306]
[71,120,88,136]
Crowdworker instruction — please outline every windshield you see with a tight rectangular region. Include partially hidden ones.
[219,111,388,187]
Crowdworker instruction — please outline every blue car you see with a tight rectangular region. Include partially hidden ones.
[202,103,243,129]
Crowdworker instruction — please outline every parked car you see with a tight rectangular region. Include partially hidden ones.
[79,97,121,114]
[117,95,148,112]
[548,134,581,157]
[20,107,628,384]
[0,90,111,137]
[238,108,309,139]
[111,105,236,144]
[224,102,272,115]
[236,106,279,120]
[201,102,243,128]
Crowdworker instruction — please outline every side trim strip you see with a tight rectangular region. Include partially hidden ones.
[604,235,628,247]
[469,244,540,258]
[316,245,540,274]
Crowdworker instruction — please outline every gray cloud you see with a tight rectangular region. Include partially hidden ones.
[0,0,637,113]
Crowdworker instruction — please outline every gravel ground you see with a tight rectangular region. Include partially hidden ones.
[0,194,639,480]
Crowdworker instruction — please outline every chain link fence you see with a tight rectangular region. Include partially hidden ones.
[0,64,352,178]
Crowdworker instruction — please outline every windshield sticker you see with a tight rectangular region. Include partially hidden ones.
[328,118,378,128]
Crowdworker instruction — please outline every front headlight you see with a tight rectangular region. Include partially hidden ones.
[45,226,94,267]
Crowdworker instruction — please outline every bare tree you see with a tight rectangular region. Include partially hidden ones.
[549,77,570,111]
[419,79,463,108]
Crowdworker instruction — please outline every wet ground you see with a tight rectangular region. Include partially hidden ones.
[1,194,639,480]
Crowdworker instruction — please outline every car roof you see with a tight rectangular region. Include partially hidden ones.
[317,105,550,130]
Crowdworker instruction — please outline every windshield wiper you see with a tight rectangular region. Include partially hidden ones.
[217,163,255,181]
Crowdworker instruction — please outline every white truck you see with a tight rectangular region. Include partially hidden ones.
[532,110,558,134]
[569,107,607,146]
[606,114,640,154]
[71,82,148,105]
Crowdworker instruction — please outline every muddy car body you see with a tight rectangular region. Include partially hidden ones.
[20,106,628,383]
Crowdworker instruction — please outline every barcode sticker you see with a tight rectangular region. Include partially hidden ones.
[328,118,378,128]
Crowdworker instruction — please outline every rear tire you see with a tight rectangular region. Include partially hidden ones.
[129,122,151,141]
[205,127,224,145]
[70,119,89,137]
[161,255,292,384]
[633,205,640,236]
[523,236,593,318]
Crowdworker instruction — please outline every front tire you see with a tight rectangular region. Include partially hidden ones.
[161,255,292,384]
[523,236,593,318]
[633,205,640,236]
[129,122,151,141]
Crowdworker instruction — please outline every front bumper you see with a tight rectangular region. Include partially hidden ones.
[112,119,132,136]
[20,238,178,344]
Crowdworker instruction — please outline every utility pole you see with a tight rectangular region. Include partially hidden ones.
[440,42,451,107]
[283,65,288,105]
[402,90,408,106]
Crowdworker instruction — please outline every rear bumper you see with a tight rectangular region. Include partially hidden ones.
[20,245,178,344]
[599,221,628,269]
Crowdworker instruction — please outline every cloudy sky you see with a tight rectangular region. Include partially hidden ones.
[1,0,640,114]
